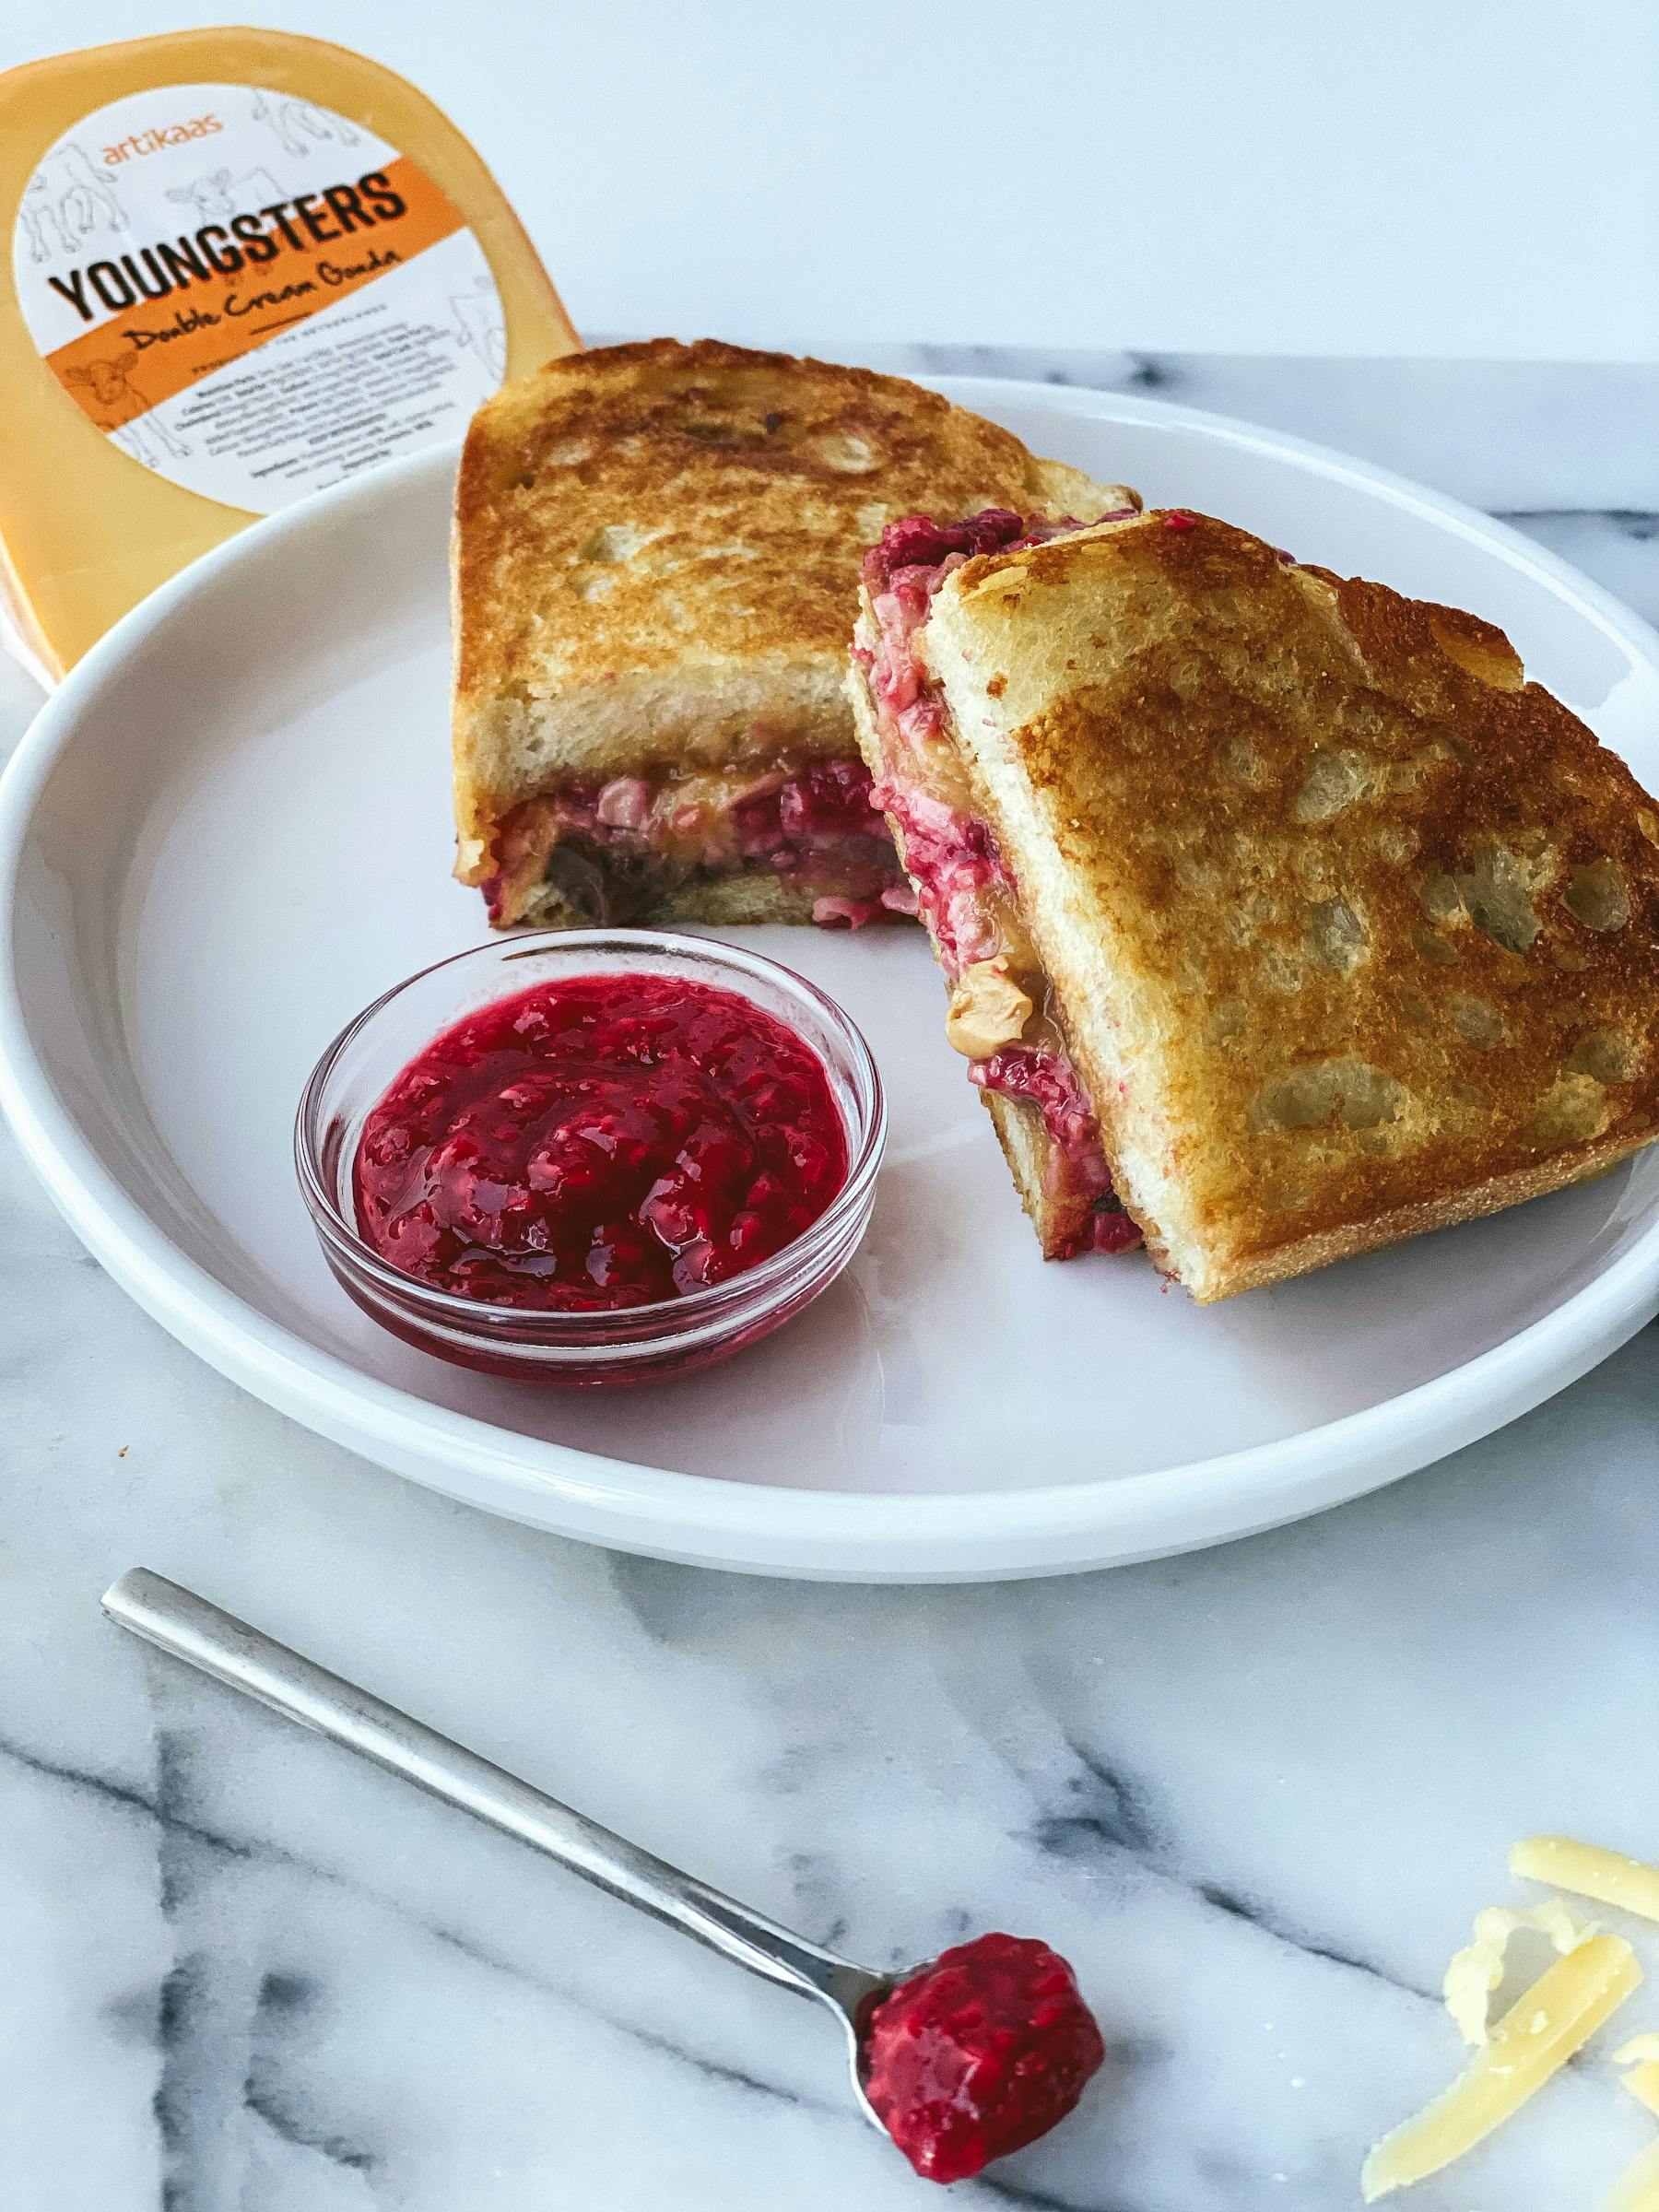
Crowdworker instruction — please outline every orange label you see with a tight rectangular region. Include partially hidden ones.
[41,155,465,426]
[15,81,512,516]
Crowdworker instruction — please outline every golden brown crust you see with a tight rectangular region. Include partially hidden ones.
[455,339,1052,698]
[924,511,1659,1299]
[452,339,1129,910]
[1182,1128,1649,1298]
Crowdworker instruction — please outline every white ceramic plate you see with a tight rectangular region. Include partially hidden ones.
[4,379,1659,1581]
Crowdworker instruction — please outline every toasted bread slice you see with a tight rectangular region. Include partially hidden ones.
[915,508,1659,1299]
[452,339,1131,925]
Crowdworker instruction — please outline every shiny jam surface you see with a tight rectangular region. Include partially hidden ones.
[353,974,849,1311]
[860,1932,1106,2184]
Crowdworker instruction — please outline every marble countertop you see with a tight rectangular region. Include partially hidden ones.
[4,356,1658,2211]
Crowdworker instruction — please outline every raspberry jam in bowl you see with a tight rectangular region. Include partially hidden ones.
[297,932,884,1386]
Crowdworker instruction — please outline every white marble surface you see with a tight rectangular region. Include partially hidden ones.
[3,358,1659,2209]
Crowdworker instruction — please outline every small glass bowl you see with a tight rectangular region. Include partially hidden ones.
[296,930,886,1388]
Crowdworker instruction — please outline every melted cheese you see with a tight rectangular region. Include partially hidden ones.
[1512,1836,1659,1924]
[0,29,578,677]
[1361,1934,1641,2199]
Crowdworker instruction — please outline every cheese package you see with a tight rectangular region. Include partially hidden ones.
[0,29,580,681]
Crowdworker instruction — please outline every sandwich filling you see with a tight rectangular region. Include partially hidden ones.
[855,511,1140,1257]
[479,756,911,929]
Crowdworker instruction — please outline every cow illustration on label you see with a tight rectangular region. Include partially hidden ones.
[18,145,127,262]
[163,166,283,223]
[62,351,193,464]
[249,90,361,159]
[450,275,507,382]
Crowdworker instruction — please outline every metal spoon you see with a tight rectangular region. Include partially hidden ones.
[101,1568,900,2136]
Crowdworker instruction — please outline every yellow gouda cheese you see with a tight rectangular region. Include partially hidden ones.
[1512,1836,1659,1924]
[0,29,580,677]
[1361,1933,1641,2199]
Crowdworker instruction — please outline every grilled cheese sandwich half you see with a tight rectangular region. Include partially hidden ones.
[452,339,1134,931]
[851,505,1659,1300]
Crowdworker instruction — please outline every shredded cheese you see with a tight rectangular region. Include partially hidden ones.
[1361,1934,1641,2200]
[1608,2140,1659,2212]
[1512,1837,1659,1924]
[1441,1900,1592,2044]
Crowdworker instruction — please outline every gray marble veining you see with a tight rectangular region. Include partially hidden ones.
[3,358,1657,2210]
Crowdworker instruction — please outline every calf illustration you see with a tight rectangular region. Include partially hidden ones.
[450,277,507,382]
[164,166,283,224]
[19,145,127,262]
[111,415,194,470]
[249,90,361,159]
[63,353,192,460]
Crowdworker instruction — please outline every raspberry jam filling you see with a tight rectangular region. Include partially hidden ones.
[353,973,848,1311]
[970,1048,1143,1253]
[859,1932,1106,2184]
[481,756,907,928]
[857,511,1138,1257]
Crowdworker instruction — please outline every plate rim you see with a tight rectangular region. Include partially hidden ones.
[4,376,1658,1580]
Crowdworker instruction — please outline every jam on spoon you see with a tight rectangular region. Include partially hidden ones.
[858,1933,1106,2183]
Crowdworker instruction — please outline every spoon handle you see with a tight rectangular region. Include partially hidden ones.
[102,1568,877,2017]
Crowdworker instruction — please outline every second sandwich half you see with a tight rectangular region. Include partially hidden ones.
[850,505,1659,1298]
